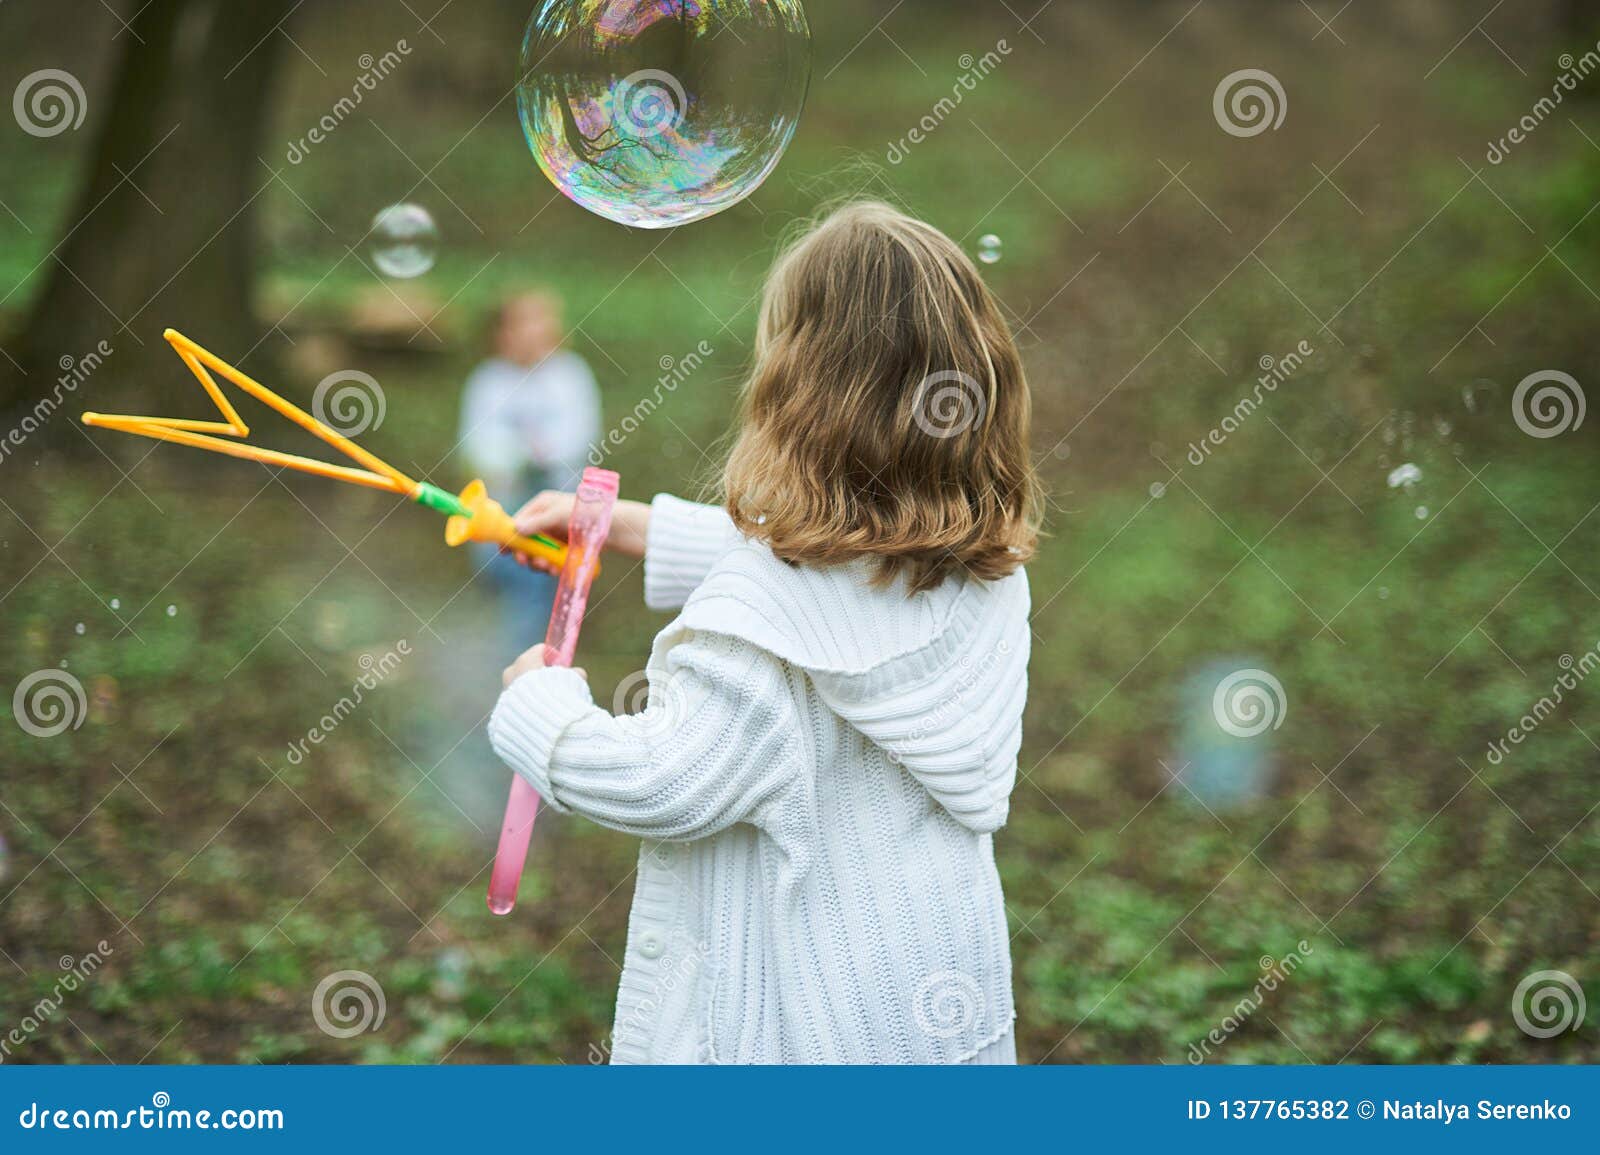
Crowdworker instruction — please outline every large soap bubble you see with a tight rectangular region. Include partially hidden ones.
[517,0,812,228]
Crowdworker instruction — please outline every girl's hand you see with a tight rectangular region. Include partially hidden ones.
[507,490,575,571]
[509,492,653,564]
[513,490,576,544]
[502,643,586,688]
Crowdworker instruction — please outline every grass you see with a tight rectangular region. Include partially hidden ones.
[1,1,1597,1064]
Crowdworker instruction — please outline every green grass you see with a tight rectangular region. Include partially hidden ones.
[2,2,1598,1064]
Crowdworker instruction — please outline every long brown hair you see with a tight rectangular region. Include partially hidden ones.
[721,201,1040,592]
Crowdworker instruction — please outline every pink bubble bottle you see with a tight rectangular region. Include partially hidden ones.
[487,467,619,915]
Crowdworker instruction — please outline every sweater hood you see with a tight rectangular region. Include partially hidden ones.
[677,540,1030,832]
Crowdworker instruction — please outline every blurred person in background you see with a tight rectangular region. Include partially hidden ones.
[458,292,601,655]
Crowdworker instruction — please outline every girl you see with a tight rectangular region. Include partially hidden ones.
[489,201,1040,1064]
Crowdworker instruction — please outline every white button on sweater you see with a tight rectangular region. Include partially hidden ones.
[488,494,1029,1063]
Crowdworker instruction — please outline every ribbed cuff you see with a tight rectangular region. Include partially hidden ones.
[487,666,597,811]
[643,493,735,612]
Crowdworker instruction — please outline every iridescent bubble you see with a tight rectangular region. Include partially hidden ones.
[977,234,1003,265]
[369,203,438,278]
[109,597,120,610]
[517,0,813,228]
[166,604,177,617]
[74,622,85,635]
[1415,506,1429,520]
[1149,481,1167,499]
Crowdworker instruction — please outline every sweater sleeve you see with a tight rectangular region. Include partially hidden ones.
[487,630,801,841]
[643,493,738,612]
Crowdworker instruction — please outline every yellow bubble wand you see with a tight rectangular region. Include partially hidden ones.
[82,329,568,572]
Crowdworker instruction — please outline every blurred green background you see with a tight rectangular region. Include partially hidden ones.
[1,0,1597,1064]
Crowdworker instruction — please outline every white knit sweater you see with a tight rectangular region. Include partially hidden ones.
[489,494,1029,1063]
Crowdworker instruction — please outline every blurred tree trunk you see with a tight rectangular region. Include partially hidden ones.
[1561,3,1599,114]
[1563,0,1597,39]
[3,0,294,417]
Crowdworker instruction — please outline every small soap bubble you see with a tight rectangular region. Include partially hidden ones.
[74,622,85,635]
[109,597,120,610]
[1386,462,1422,491]
[977,234,1003,265]
[1414,506,1429,520]
[369,203,438,279]
[165,604,177,617]
[1378,587,1390,600]
[1149,481,1167,499]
